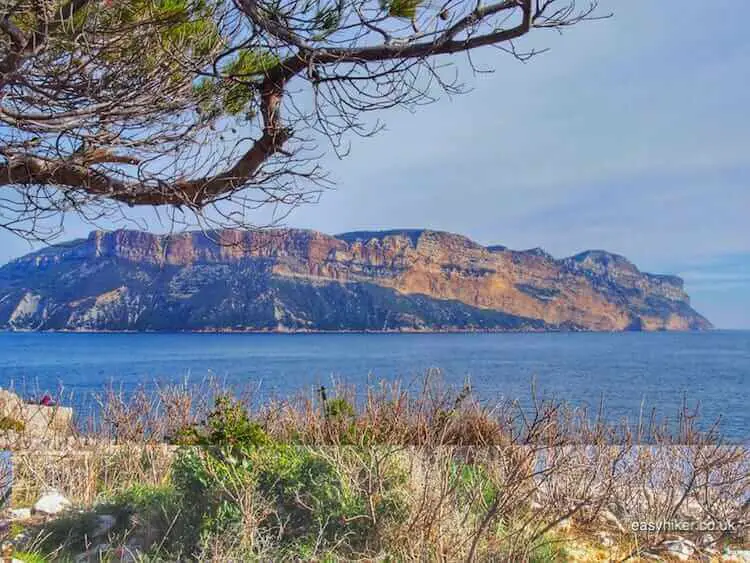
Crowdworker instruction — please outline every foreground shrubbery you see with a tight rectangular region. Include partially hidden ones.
[1,374,749,561]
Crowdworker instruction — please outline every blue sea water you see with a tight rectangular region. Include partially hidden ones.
[0,331,747,440]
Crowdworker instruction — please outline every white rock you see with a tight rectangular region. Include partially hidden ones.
[595,530,614,547]
[92,514,116,537]
[600,509,625,532]
[676,536,696,549]
[7,508,31,520]
[661,539,695,561]
[33,490,71,515]
[698,533,715,546]
[0,388,73,438]
[724,549,750,563]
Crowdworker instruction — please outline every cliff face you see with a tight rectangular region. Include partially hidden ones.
[0,228,711,332]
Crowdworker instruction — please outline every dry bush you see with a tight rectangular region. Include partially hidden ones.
[1,373,748,561]
[11,445,174,507]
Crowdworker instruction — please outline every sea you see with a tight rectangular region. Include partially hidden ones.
[0,331,748,441]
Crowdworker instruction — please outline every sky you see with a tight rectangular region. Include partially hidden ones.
[1,0,748,328]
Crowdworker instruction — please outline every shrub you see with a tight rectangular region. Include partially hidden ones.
[27,484,184,559]
[169,394,269,453]
[204,395,269,450]
[325,397,355,420]
[0,416,24,433]
[170,443,411,559]
[170,446,255,554]
[99,484,183,546]
[257,446,362,542]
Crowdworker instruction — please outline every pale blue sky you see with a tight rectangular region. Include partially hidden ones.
[1,0,748,327]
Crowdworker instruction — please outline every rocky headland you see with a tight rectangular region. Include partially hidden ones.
[0,228,711,332]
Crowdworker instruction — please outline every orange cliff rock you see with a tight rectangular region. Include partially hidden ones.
[0,228,711,332]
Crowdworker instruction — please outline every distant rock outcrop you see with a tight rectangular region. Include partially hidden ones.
[0,388,73,437]
[0,228,711,332]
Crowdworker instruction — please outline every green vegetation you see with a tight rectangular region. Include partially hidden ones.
[164,394,409,558]
[193,49,281,117]
[529,536,570,563]
[170,394,270,450]
[1,379,747,561]
[380,0,424,19]
[0,416,24,433]
[170,444,408,557]
[10,552,47,563]
[449,461,498,512]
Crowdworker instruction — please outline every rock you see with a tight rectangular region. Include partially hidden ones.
[661,538,695,561]
[678,537,696,549]
[641,551,663,561]
[599,509,625,532]
[21,404,73,436]
[698,533,715,547]
[724,549,750,563]
[594,531,614,547]
[75,540,143,563]
[0,229,712,332]
[32,489,71,515]
[7,508,31,520]
[92,514,117,537]
[0,389,24,418]
[74,543,110,563]
[0,388,73,438]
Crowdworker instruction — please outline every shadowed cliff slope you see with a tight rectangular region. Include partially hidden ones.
[0,228,711,331]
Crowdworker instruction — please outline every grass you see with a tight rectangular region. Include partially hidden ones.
[1,373,748,561]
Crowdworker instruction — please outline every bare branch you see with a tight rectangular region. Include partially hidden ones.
[0,0,603,241]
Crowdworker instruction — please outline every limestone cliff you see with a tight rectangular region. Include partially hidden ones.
[0,228,711,332]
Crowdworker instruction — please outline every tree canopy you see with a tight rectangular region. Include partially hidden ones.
[0,0,601,240]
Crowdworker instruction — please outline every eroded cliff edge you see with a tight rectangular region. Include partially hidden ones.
[0,228,711,331]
